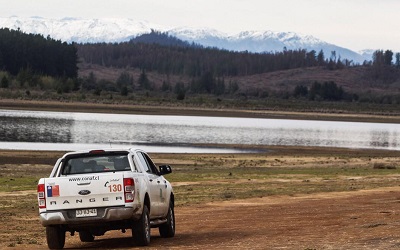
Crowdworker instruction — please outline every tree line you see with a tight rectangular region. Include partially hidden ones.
[1,28,400,105]
[293,81,356,101]
[0,28,78,78]
[364,49,400,83]
[76,32,340,78]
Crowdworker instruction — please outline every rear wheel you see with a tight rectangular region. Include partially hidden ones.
[46,225,65,249]
[132,205,151,246]
[159,200,175,238]
[79,231,94,242]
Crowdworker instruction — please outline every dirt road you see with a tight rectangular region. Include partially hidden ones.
[5,187,400,249]
[2,148,400,249]
[68,187,400,249]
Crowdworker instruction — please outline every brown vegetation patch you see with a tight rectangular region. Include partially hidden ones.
[1,147,400,249]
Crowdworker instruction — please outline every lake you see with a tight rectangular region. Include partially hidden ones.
[0,109,399,153]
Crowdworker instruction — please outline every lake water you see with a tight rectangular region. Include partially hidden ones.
[0,109,399,153]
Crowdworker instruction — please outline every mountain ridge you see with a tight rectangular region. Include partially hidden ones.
[0,16,370,63]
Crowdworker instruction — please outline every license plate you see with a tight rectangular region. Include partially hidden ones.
[76,208,97,218]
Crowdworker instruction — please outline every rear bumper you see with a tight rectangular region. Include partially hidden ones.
[40,205,141,226]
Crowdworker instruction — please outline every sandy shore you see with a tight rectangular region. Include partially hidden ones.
[0,145,398,166]
[1,98,400,123]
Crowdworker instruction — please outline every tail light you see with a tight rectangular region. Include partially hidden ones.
[37,184,46,209]
[123,178,135,203]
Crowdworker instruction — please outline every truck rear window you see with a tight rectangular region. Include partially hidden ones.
[61,154,132,175]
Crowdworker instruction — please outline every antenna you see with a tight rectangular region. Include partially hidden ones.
[109,140,112,148]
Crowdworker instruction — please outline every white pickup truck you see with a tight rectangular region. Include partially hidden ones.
[37,148,175,249]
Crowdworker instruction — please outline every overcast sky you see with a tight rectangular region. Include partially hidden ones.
[0,0,399,52]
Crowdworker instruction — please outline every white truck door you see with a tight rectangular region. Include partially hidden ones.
[143,154,169,213]
[136,152,162,217]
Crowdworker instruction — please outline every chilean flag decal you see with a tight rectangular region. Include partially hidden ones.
[47,185,60,197]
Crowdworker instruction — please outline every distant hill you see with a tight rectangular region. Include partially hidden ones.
[129,30,201,48]
[75,32,399,101]
[76,39,335,79]
[168,28,367,64]
[0,16,370,63]
[78,61,400,100]
[1,17,398,106]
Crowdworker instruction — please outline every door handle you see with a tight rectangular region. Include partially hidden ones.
[77,182,91,185]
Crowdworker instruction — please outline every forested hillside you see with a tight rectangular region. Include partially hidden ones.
[1,29,400,111]
[77,38,331,77]
[0,28,78,78]
[76,32,400,104]
[129,30,198,48]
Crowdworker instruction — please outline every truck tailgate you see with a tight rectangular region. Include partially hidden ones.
[44,173,126,211]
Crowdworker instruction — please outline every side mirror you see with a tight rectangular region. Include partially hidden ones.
[159,165,172,175]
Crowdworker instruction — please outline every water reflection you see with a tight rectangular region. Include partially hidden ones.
[0,109,400,152]
[0,116,73,143]
[370,130,397,148]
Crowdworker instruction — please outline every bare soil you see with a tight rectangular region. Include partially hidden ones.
[1,93,400,249]
[1,98,400,123]
[1,148,400,249]
[74,188,400,249]
[2,188,400,249]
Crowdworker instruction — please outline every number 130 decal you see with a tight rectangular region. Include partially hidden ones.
[108,184,122,192]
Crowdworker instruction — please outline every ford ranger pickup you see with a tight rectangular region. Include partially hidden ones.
[37,148,175,249]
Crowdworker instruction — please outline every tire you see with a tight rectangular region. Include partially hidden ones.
[46,225,65,249]
[132,205,151,246]
[159,200,175,238]
[79,231,94,242]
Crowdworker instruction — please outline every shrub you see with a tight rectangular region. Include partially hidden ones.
[1,75,9,88]
[373,163,396,169]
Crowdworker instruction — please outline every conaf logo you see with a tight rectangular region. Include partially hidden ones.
[78,190,91,195]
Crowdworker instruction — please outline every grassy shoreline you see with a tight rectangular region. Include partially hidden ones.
[1,145,400,249]
[1,146,400,201]
[1,98,400,123]
[1,145,399,165]
[1,98,400,202]
[1,92,400,248]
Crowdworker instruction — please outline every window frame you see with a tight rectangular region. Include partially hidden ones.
[59,151,131,176]
[137,152,159,175]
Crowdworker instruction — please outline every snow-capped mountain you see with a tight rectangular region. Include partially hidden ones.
[359,49,376,61]
[168,28,366,63]
[0,16,369,63]
[168,28,325,52]
[0,16,155,43]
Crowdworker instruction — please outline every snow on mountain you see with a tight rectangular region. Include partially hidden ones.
[0,16,369,63]
[359,49,376,62]
[359,49,400,63]
[0,16,154,43]
[168,28,367,63]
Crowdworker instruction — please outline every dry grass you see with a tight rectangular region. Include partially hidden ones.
[1,147,400,248]
[79,64,396,96]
